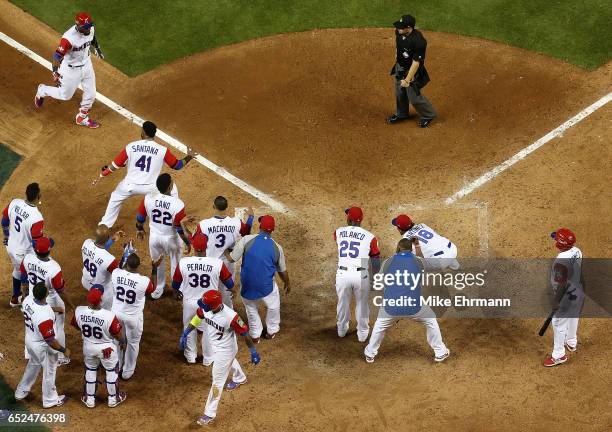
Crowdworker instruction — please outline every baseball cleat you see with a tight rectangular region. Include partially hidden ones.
[185,357,196,364]
[434,349,450,363]
[108,392,127,408]
[226,379,247,391]
[418,118,434,128]
[543,355,568,367]
[564,343,577,352]
[81,395,95,409]
[34,84,44,108]
[387,114,410,124]
[9,296,23,308]
[263,332,276,340]
[202,360,213,367]
[252,337,260,344]
[57,357,71,366]
[365,355,375,364]
[75,114,100,129]
[197,415,214,425]
[14,392,29,401]
[43,395,66,409]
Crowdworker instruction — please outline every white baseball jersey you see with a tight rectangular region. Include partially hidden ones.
[113,140,175,185]
[196,305,248,352]
[81,239,119,288]
[402,223,453,258]
[20,254,65,295]
[4,199,44,253]
[110,268,153,316]
[197,216,245,258]
[73,306,121,345]
[551,246,583,291]
[57,26,94,65]
[141,193,185,237]
[334,226,379,268]
[21,295,56,347]
[173,256,231,300]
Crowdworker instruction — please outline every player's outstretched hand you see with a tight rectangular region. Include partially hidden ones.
[173,290,183,301]
[246,207,254,217]
[152,254,164,268]
[112,230,125,242]
[136,229,145,241]
[186,146,197,157]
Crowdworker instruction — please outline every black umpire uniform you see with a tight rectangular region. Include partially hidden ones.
[387,15,437,128]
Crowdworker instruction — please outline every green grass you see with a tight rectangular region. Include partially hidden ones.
[10,0,612,75]
[0,376,49,431]
[0,144,21,189]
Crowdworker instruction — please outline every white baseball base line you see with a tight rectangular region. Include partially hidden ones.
[0,31,290,214]
[445,92,612,205]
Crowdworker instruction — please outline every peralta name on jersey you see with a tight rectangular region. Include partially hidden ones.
[207,225,236,234]
[339,230,366,240]
[186,263,214,272]
[131,144,159,155]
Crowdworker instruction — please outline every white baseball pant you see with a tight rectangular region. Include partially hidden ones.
[424,242,460,271]
[15,342,62,408]
[149,233,182,299]
[203,349,246,419]
[46,293,68,363]
[113,311,143,380]
[335,269,370,341]
[552,317,580,359]
[7,248,28,280]
[82,341,121,406]
[36,59,96,112]
[182,297,214,365]
[99,181,178,228]
[241,283,280,339]
[364,304,448,359]
[81,275,114,310]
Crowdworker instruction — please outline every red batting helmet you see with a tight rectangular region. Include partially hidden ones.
[345,207,363,223]
[392,214,413,231]
[192,233,208,252]
[75,12,94,32]
[551,228,576,251]
[202,290,223,310]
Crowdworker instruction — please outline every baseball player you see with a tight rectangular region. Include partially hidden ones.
[15,283,70,408]
[392,214,459,271]
[189,196,254,306]
[334,207,381,342]
[225,215,290,342]
[172,234,234,365]
[179,290,260,426]
[2,183,44,307]
[34,12,104,128]
[136,174,191,299]
[364,239,450,363]
[110,253,161,380]
[81,225,124,309]
[71,288,127,407]
[543,228,584,367]
[94,121,196,227]
[20,237,73,365]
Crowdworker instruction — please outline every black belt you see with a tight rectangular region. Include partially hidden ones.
[433,242,452,257]
[68,64,85,68]
[338,266,366,271]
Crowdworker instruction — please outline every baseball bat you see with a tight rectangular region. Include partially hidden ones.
[538,310,555,336]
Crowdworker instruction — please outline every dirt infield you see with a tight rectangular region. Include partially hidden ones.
[1,3,611,431]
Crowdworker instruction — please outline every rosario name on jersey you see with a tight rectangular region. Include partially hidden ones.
[81,239,119,287]
[138,193,186,236]
[402,223,451,258]
[20,254,65,295]
[56,25,94,65]
[173,256,232,300]
[3,199,44,252]
[72,306,121,345]
[334,226,380,268]
[551,246,583,291]
[195,216,251,258]
[110,268,154,316]
[22,295,56,346]
[112,140,182,185]
[195,305,248,352]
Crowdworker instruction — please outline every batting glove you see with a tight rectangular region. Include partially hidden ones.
[249,347,260,365]
[179,329,190,351]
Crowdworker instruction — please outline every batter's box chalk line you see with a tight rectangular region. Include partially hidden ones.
[0,31,291,215]
[389,201,489,258]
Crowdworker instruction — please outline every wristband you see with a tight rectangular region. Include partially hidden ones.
[58,346,66,353]
[101,166,112,177]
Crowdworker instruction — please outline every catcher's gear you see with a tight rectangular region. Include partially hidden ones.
[119,240,136,269]
[551,228,576,251]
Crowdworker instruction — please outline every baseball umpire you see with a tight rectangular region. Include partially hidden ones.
[387,15,437,128]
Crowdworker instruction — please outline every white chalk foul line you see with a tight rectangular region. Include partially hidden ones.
[445,92,612,205]
[0,31,290,214]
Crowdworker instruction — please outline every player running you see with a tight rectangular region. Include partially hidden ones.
[180,290,260,426]
[172,234,234,365]
[110,253,161,380]
[20,237,72,365]
[94,121,196,227]
[334,207,381,342]
[71,288,127,407]
[189,196,254,306]
[543,228,584,367]
[136,174,191,299]
[392,214,459,271]
[81,225,124,309]
[2,183,44,307]
[15,283,70,408]
[34,12,104,128]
